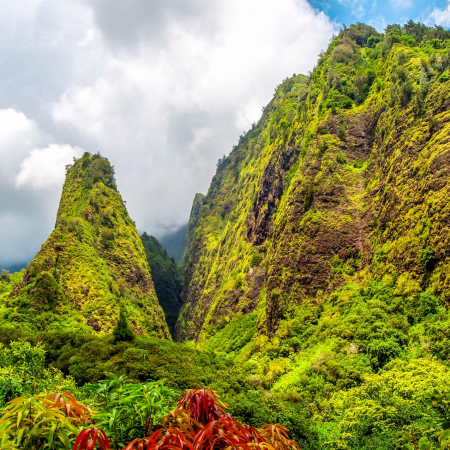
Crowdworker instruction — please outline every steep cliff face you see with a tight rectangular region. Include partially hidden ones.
[179,23,450,342]
[8,153,170,338]
[181,193,205,268]
[141,232,183,335]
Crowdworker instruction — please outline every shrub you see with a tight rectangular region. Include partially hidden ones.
[83,373,176,449]
[330,41,355,66]
[353,73,369,104]
[400,81,414,106]
[250,253,263,268]
[396,65,408,82]
[419,247,436,271]
[344,23,379,47]
[0,270,10,283]
[303,184,314,212]
[0,394,79,449]
[367,35,381,48]
[353,158,364,169]
[0,340,75,407]
[419,68,429,94]
[112,309,135,344]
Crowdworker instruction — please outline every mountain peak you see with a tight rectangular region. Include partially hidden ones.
[9,153,170,338]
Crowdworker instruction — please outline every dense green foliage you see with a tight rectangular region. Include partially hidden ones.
[0,153,169,338]
[83,374,175,449]
[0,340,301,449]
[2,20,450,450]
[176,21,450,449]
[140,233,183,335]
[112,309,135,344]
[0,340,75,408]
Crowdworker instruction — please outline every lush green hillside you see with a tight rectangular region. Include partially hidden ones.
[2,21,450,450]
[2,153,170,338]
[141,232,183,335]
[180,22,450,340]
[175,22,450,448]
[181,193,205,268]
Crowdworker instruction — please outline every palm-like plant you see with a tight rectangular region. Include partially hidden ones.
[0,394,79,449]
[72,428,110,450]
[111,387,300,450]
[83,374,175,449]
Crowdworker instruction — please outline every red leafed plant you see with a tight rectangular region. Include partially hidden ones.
[176,388,231,425]
[72,387,299,450]
[193,418,266,449]
[73,427,111,450]
[124,428,195,450]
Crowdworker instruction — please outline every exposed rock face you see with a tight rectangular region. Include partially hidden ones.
[10,153,170,338]
[247,142,301,245]
[178,27,450,342]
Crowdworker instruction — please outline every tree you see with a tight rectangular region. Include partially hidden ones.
[0,269,10,283]
[112,308,135,344]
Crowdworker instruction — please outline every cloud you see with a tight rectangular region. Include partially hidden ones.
[427,1,450,26]
[337,0,367,18]
[51,0,336,235]
[0,109,47,183]
[390,0,412,8]
[0,108,77,267]
[16,144,83,189]
[0,0,336,267]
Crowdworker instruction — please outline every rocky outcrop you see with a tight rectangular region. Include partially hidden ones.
[10,153,170,338]
[179,26,450,342]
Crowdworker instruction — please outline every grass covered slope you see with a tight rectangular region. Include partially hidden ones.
[141,232,183,335]
[179,73,309,341]
[180,22,450,341]
[5,153,170,338]
[177,21,450,449]
[181,193,205,268]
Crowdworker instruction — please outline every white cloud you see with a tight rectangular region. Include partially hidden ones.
[16,144,83,189]
[0,0,337,267]
[0,108,77,266]
[0,109,47,180]
[51,0,336,236]
[427,1,450,26]
[390,0,412,8]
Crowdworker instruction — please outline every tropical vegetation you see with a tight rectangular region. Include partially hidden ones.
[2,20,450,450]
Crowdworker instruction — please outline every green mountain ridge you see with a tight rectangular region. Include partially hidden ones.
[140,232,183,336]
[181,193,205,268]
[179,22,450,342]
[3,153,170,338]
[159,225,188,265]
[167,21,450,448]
[2,20,450,450]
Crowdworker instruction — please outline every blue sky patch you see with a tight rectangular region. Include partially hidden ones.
[308,0,450,31]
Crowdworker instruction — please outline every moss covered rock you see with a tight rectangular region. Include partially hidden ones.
[179,23,450,343]
[8,153,170,338]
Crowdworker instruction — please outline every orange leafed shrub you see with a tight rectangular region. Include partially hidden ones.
[46,391,91,425]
